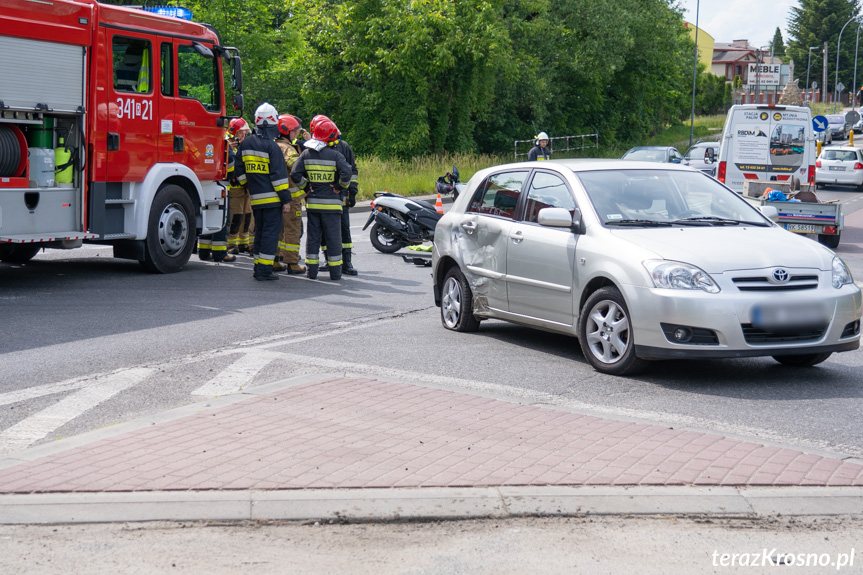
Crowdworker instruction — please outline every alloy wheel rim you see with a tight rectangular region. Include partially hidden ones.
[585,299,630,365]
[442,276,462,328]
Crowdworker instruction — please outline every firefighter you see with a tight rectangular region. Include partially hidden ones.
[226,118,253,255]
[233,102,293,281]
[310,115,360,276]
[528,131,551,161]
[274,114,307,274]
[290,118,352,281]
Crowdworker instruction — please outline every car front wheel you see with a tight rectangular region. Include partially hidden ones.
[578,287,649,376]
[440,267,480,332]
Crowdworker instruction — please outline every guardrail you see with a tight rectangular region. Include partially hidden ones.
[514,133,599,159]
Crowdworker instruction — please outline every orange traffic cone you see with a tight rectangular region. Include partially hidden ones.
[435,192,444,214]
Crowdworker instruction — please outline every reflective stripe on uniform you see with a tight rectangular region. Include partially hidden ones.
[279,241,300,252]
[242,150,270,174]
[305,161,337,183]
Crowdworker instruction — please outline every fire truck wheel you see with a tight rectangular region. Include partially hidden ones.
[141,184,194,273]
[0,244,41,263]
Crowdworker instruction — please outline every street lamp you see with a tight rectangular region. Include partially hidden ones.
[688,0,700,148]
[834,15,858,112]
[854,24,863,108]
[806,46,818,102]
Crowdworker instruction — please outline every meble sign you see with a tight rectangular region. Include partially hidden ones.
[747,63,781,86]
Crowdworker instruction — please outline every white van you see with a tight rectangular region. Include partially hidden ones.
[717,105,816,194]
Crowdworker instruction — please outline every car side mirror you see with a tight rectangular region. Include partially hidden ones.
[537,207,583,234]
[671,157,681,164]
[705,148,716,162]
[759,205,779,222]
[232,93,244,111]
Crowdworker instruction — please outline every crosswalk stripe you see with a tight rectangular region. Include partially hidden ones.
[192,350,284,397]
[0,368,154,457]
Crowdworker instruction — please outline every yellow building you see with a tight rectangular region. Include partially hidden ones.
[684,21,715,70]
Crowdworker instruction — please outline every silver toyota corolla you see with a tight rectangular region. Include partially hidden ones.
[432,159,861,376]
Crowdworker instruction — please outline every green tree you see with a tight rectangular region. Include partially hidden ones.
[770,27,786,59]
[787,0,861,95]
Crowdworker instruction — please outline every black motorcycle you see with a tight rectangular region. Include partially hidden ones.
[362,191,442,253]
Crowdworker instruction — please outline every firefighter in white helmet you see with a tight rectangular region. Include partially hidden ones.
[232,103,292,281]
[528,131,551,161]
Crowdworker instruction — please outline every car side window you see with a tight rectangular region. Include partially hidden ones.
[113,36,152,94]
[523,172,576,223]
[467,171,529,220]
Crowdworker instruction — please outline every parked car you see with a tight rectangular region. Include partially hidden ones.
[621,146,683,164]
[683,141,719,176]
[852,110,863,134]
[815,145,863,191]
[432,160,861,376]
[825,114,850,140]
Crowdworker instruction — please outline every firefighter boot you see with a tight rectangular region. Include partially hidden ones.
[272,256,287,272]
[198,249,212,261]
[287,262,306,274]
[329,260,342,281]
[306,264,319,280]
[342,249,358,276]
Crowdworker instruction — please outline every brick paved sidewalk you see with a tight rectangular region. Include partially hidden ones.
[0,375,862,494]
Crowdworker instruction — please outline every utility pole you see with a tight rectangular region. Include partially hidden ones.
[823,41,829,103]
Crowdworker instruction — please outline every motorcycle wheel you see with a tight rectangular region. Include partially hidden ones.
[369,222,404,254]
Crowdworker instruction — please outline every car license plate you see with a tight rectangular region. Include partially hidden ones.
[750,302,830,330]
[786,223,818,233]
[829,166,846,171]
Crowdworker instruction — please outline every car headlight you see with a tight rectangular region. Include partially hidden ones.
[832,256,854,289]
[643,260,720,293]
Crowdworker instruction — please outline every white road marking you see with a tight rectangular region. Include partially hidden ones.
[192,349,283,397]
[0,368,153,457]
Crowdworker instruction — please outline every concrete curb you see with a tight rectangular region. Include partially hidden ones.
[2,486,862,525]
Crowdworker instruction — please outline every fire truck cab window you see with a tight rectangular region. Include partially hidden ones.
[177,44,220,112]
[113,37,152,94]
[161,43,173,97]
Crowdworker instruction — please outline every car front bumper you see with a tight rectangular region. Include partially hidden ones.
[625,283,862,360]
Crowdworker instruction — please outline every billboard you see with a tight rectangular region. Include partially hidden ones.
[746,63,781,86]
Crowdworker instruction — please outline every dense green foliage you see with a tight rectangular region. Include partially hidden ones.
[770,27,786,59]
[120,0,699,158]
[787,0,861,95]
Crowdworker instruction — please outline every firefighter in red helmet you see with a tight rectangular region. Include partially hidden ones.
[310,115,360,275]
[225,118,253,255]
[290,118,352,280]
[273,113,307,274]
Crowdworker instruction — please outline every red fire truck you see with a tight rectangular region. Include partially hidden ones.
[0,0,243,272]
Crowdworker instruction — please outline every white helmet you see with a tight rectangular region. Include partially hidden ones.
[254,102,279,127]
[536,131,549,141]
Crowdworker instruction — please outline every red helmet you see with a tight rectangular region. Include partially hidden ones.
[312,118,340,143]
[277,114,300,136]
[311,114,340,136]
[227,118,251,137]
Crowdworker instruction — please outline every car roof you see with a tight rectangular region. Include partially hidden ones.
[820,146,857,151]
[479,158,698,174]
[826,114,845,121]
[626,146,674,151]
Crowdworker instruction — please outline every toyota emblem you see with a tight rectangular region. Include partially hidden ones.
[771,268,789,283]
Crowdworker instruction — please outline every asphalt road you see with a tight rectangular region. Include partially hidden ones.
[1,203,862,464]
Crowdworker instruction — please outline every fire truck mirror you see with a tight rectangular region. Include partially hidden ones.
[231,56,243,92]
[232,94,244,112]
[192,41,214,59]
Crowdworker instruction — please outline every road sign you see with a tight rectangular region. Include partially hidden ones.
[812,115,828,132]
[846,110,861,125]
[812,81,819,90]
[837,82,846,93]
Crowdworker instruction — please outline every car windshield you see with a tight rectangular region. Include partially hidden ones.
[623,149,666,162]
[826,115,845,125]
[575,169,770,227]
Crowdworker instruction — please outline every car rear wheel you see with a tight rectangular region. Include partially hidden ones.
[772,353,832,367]
[440,267,480,332]
[578,287,649,376]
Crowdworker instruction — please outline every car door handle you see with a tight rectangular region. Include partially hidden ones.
[461,220,477,234]
[510,230,523,243]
